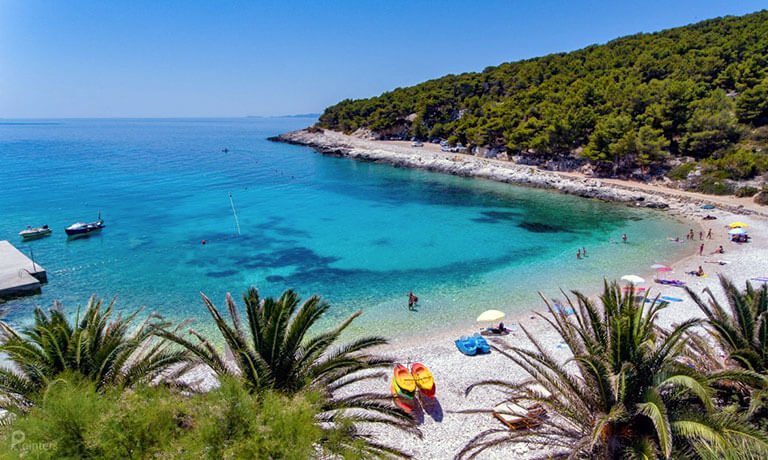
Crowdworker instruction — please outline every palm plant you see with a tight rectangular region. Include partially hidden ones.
[458,281,768,460]
[685,276,768,420]
[0,296,191,410]
[154,287,418,458]
[686,275,768,373]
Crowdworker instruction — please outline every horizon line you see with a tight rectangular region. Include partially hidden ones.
[0,114,322,120]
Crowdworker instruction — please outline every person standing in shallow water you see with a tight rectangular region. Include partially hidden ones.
[407,292,418,311]
[577,249,581,259]
[622,234,627,243]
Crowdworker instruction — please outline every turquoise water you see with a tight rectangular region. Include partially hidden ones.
[0,118,691,338]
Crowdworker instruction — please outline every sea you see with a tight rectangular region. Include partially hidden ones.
[0,117,692,339]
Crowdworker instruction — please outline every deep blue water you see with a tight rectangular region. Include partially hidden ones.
[0,118,691,338]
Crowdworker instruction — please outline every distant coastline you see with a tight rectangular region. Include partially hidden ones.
[270,128,768,218]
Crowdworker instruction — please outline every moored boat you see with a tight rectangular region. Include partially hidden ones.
[19,225,52,240]
[65,217,105,238]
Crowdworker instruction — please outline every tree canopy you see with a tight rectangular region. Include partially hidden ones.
[318,11,768,176]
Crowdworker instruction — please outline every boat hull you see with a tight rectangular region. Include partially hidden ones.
[390,378,416,413]
[20,229,52,240]
[65,222,105,238]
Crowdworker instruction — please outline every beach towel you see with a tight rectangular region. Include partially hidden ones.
[645,296,683,303]
[655,279,686,287]
[661,296,683,302]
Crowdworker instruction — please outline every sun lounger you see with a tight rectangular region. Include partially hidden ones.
[493,402,546,430]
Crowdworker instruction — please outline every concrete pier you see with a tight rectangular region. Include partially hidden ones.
[0,240,47,299]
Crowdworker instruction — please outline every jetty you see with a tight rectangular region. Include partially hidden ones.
[0,240,47,299]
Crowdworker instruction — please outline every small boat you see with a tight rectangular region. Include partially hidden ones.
[411,362,435,398]
[19,225,52,240]
[65,216,105,238]
[393,364,416,393]
[455,336,478,356]
[390,377,416,413]
[473,334,491,354]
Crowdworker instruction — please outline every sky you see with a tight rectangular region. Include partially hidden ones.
[1,1,766,118]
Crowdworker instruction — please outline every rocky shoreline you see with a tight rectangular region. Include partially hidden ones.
[271,128,764,217]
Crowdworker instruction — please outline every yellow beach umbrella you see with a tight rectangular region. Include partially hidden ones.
[476,309,505,322]
[728,222,749,228]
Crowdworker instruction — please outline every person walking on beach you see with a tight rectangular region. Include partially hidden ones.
[699,243,704,256]
[699,231,703,240]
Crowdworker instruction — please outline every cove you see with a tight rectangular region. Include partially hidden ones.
[0,118,691,338]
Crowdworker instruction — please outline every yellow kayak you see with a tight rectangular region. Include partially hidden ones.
[411,362,435,398]
[394,364,416,393]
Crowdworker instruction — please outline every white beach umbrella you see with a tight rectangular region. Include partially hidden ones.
[728,228,747,235]
[621,275,645,284]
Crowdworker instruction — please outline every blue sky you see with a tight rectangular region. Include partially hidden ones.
[1,1,766,118]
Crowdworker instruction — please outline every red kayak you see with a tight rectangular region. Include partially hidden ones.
[390,377,416,413]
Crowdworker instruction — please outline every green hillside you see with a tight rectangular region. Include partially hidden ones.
[317,11,768,193]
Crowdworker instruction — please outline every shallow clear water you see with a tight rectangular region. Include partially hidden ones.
[0,118,691,338]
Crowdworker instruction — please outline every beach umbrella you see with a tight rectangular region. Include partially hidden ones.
[651,264,670,270]
[728,228,748,235]
[621,275,645,284]
[655,266,673,272]
[476,309,505,322]
[728,222,749,228]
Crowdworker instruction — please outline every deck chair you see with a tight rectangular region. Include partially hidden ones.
[493,402,546,430]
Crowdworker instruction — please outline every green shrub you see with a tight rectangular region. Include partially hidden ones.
[187,377,323,460]
[0,374,108,459]
[667,162,696,180]
[0,375,362,460]
[705,148,765,180]
[755,190,768,206]
[735,186,759,197]
[694,178,736,195]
